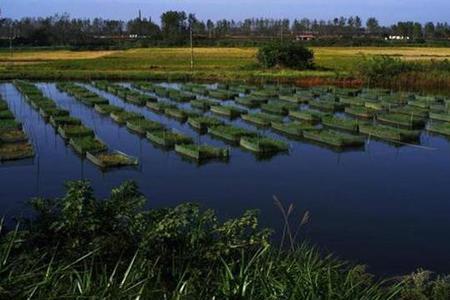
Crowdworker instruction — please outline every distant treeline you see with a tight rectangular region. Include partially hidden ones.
[0,11,449,48]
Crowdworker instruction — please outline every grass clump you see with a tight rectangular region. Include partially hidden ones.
[309,100,345,112]
[427,122,450,136]
[146,130,193,148]
[0,129,28,143]
[94,103,124,115]
[288,109,326,124]
[86,151,138,169]
[235,95,268,108]
[0,142,34,161]
[0,119,21,130]
[377,113,426,129]
[261,101,297,116]
[210,105,247,119]
[0,110,14,120]
[57,125,94,140]
[69,136,107,155]
[146,101,176,113]
[187,116,224,132]
[175,143,230,161]
[126,118,165,135]
[271,121,316,138]
[241,112,283,127]
[49,115,82,127]
[190,98,219,110]
[345,106,376,119]
[110,111,144,125]
[208,124,257,144]
[359,123,421,142]
[240,136,289,154]
[303,129,365,148]
[429,112,450,123]
[322,115,360,132]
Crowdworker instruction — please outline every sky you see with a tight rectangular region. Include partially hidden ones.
[1,0,449,25]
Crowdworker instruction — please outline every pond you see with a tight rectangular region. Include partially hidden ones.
[1,81,450,277]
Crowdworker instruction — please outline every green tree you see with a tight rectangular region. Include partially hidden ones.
[160,11,188,43]
[366,17,380,34]
[257,42,314,69]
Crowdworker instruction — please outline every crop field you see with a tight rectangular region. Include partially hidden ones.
[1,46,449,81]
[4,79,450,169]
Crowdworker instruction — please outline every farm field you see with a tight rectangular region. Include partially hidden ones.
[2,79,450,277]
[1,46,450,81]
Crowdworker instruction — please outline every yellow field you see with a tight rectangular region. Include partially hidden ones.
[0,50,116,62]
[1,47,448,65]
[0,46,448,82]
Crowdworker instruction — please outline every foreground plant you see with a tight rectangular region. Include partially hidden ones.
[0,181,449,299]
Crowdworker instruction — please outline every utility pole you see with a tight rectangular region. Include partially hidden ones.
[9,23,13,58]
[280,26,283,43]
[190,25,194,72]
[138,9,142,37]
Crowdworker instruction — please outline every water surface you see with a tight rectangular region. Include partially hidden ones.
[1,82,450,276]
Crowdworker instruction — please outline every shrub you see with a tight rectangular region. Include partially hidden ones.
[357,55,416,82]
[1,181,450,298]
[257,42,314,69]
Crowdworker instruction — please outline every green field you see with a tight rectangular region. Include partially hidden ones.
[1,46,449,82]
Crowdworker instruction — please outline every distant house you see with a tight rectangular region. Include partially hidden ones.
[295,33,316,41]
[385,35,410,40]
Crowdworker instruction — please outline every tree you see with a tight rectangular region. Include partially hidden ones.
[366,17,380,34]
[257,42,314,69]
[160,11,187,43]
[424,22,435,39]
[127,17,160,37]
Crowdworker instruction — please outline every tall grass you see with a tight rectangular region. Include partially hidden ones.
[1,180,449,299]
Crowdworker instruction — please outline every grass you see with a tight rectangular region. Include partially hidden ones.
[240,136,289,154]
[86,151,138,169]
[322,115,360,132]
[377,113,426,129]
[0,119,21,130]
[187,116,224,131]
[210,105,247,118]
[49,115,82,127]
[0,142,34,161]
[146,130,193,148]
[69,136,107,155]
[57,124,94,140]
[303,129,365,148]
[94,103,123,115]
[0,128,28,143]
[175,143,230,161]
[271,121,316,138]
[242,112,284,126]
[359,123,421,142]
[190,98,220,110]
[427,122,450,136]
[126,118,165,135]
[208,124,257,144]
[288,109,326,123]
[1,47,449,87]
[110,110,144,124]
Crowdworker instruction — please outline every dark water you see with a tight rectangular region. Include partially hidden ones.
[1,82,450,276]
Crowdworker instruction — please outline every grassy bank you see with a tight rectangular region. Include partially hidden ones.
[0,47,449,91]
[1,180,449,299]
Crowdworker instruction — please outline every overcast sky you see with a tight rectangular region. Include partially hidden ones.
[1,0,448,25]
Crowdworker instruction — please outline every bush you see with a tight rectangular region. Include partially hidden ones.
[1,180,450,298]
[357,55,416,82]
[257,42,314,69]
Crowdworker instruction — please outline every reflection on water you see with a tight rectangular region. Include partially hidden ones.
[1,82,450,277]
